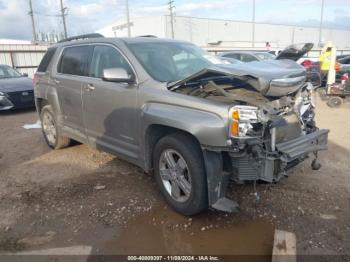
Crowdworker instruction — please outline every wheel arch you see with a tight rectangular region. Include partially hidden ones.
[144,124,202,172]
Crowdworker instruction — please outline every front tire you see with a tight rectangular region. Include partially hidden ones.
[40,105,71,149]
[153,133,208,215]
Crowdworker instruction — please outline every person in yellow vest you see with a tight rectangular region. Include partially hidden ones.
[319,43,338,86]
[319,47,332,80]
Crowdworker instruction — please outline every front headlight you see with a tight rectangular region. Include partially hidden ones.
[229,105,260,137]
[0,91,4,96]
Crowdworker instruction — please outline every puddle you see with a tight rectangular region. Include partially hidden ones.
[98,206,274,257]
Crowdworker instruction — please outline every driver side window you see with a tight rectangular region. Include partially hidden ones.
[89,45,132,79]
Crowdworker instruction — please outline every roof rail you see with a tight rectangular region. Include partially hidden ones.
[58,33,104,43]
[138,35,158,38]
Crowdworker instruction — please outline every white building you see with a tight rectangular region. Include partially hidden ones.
[97,15,350,50]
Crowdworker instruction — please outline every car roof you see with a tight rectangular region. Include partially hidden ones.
[53,36,190,48]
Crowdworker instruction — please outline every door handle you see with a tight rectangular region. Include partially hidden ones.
[85,83,95,91]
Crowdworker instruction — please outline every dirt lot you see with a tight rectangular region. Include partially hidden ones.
[0,96,349,260]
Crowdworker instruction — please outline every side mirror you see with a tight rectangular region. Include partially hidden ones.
[102,68,135,84]
[22,73,28,77]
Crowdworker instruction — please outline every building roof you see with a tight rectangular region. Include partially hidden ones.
[0,39,31,45]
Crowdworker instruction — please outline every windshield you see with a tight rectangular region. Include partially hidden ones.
[0,65,22,78]
[253,52,275,61]
[127,42,218,82]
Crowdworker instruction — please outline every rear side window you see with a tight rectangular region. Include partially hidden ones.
[225,53,239,60]
[37,47,57,72]
[241,54,258,62]
[57,46,90,76]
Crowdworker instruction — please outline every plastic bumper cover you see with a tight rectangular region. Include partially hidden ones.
[0,95,14,110]
[276,129,329,162]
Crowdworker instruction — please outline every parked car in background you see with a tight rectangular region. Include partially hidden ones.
[34,36,328,215]
[220,51,276,63]
[338,56,350,73]
[0,65,34,111]
[218,56,243,65]
[337,54,350,60]
[301,56,349,87]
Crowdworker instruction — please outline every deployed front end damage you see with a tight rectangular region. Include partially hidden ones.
[168,56,329,212]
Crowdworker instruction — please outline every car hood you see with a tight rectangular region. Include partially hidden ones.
[276,43,314,61]
[0,77,33,93]
[168,59,306,97]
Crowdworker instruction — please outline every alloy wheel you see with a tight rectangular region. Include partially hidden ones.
[159,149,192,203]
[42,111,56,146]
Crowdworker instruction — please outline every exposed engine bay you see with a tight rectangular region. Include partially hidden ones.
[171,68,329,183]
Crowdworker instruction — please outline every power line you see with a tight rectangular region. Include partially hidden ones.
[168,0,175,39]
[33,11,61,17]
[28,0,37,42]
[60,0,68,38]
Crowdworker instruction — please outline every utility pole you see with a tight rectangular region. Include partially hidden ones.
[126,0,131,37]
[168,0,175,39]
[60,0,68,38]
[318,0,325,47]
[28,0,37,42]
[252,0,255,47]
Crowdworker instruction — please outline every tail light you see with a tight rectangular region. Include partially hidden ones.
[302,60,312,67]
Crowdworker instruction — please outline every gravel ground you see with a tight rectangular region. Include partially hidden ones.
[0,96,349,259]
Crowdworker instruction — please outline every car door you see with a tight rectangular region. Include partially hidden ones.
[54,45,92,140]
[82,44,139,160]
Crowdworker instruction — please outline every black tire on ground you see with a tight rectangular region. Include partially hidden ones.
[153,133,208,215]
[40,105,71,149]
[327,96,343,108]
[318,88,328,101]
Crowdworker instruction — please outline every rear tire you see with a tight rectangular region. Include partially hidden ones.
[153,133,208,215]
[40,105,71,149]
[327,96,343,108]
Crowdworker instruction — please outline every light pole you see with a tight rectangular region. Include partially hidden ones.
[28,0,37,42]
[318,0,325,47]
[252,0,255,47]
[168,0,175,39]
[60,0,68,38]
[126,0,131,37]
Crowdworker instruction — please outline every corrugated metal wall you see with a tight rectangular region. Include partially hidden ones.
[0,44,48,78]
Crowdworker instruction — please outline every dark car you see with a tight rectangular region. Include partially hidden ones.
[220,51,275,63]
[0,65,34,111]
[338,56,350,72]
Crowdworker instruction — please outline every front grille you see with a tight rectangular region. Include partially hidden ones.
[7,90,34,108]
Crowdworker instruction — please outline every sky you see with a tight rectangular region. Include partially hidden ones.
[0,0,349,40]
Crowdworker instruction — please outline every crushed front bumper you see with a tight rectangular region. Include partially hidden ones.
[276,129,329,162]
[230,129,329,183]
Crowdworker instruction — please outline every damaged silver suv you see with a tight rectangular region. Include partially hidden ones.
[34,34,329,215]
